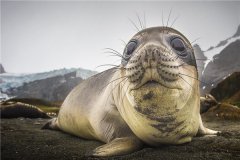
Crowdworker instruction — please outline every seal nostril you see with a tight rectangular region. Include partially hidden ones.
[151,52,156,61]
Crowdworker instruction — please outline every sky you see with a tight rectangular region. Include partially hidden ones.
[1,1,240,73]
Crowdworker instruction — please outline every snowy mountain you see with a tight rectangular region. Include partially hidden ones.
[233,25,240,38]
[201,25,240,95]
[0,67,97,100]
[0,67,97,93]
[204,36,240,69]
[205,25,240,53]
[0,64,6,74]
[6,71,84,102]
[193,44,207,80]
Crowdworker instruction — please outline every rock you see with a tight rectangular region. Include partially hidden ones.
[210,72,240,107]
[203,103,240,121]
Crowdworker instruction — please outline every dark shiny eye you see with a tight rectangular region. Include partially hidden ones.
[171,38,186,52]
[125,40,138,57]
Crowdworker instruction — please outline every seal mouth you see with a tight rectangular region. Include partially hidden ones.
[131,74,182,90]
[142,80,160,87]
[134,79,177,90]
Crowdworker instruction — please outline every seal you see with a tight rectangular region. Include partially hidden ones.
[200,94,218,114]
[0,101,50,118]
[43,26,219,157]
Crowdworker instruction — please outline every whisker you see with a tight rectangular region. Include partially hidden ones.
[162,10,165,27]
[190,38,201,45]
[128,18,140,31]
[195,58,210,61]
[103,48,126,60]
[100,76,128,93]
[166,8,172,28]
[167,15,180,34]
[143,11,146,29]
[95,68,119,84]
[179,59,207,67]
[196,66,205,69]
[179,75,193,89]
[174,55,179,60]
[103,52,126,60]
[104,78,128,106]
[169,15,180,28]
[104,48,122,55]
[179,73,210,86]
[119,39,127,46]
[163,46,168,53]
[103,51,122,56]
[179,63,205,69]
[136,13,143,30]
[106,54,125,59]
[96,64,122,69]
[179,63,205,77]
[121,81,131,105]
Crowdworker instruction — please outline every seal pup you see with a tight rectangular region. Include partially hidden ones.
[43,26,219,157]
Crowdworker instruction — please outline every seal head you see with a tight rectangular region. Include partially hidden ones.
[117,27,200,145]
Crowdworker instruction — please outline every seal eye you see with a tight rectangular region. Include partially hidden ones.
[171,38,186,53]
[124,40,138,57]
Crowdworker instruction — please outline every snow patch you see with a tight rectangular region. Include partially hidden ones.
[203,36,240,72]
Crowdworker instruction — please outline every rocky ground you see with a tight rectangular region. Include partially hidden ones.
[1,114,240,160]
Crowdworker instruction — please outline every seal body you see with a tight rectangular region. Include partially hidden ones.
[0,102,50,118]
[43,26,218,157]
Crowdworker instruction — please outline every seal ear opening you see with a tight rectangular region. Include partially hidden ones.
[41,118,59,130]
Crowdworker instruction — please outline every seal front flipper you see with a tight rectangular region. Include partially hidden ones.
[41,118,59,130]
[91,137,143,157]
[197,114,220,136]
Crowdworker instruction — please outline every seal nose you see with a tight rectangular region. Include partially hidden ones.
[139,44,179,82]
[142,47,160,69]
